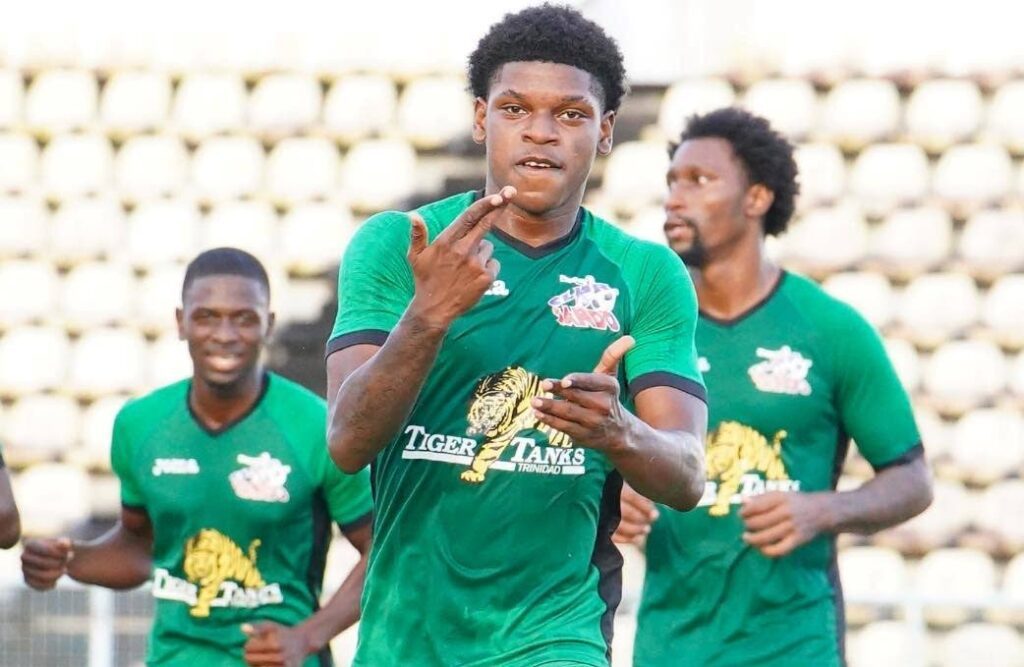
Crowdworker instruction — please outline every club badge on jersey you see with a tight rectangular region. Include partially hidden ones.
[548,274,621,332]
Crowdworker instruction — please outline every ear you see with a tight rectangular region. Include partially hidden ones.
[265,311,276,338]
[175,307,186,341]
[472,97,487,144]
[597,110,616,156]
[744,184,774,220]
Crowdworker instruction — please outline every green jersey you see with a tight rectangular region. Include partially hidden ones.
[328,191,705,667]
[635,272,922,667]
[110,373,373,667]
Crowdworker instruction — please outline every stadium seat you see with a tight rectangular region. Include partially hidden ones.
[923,340,1007,415]
[0,260,59,329]
[882,338,921,393]
[1002,553,1024,622]
[0,70,24,129]
[939,623,1024,667]
[135,264,186,335]
[89,473,123,519]
[987,81,1024,155]
[600,140,671,216]
[905,80,983,153]
[40,134,114,200]
[932,144,1014,215]
[322,74,398,145]
[949,409,1024,485]
[657,79,735,141]
[619,206,666,246]
[100,71,172,137]
[982,275,1024,349]
[68,327,148,398]
[14,463,91,536]
[397,76,474,149]
[822,271,895,328]
[0,133,39,193]
[275,278,334,325]
[264,137,341,206]
[280,202,357,275]
[340,138,417,212]
[959,211,1024,281]
[72,395,128,471]
[777,204,868,275]
[819,80,901,151]
[49,197,126,267]
[247,73,322,141]
[60,262,136,332]
[915,406,950,461]
[897,273,980,348]
[839,546,908,624]
[869,207,953,279]
[875,479,972,553]
[3,394,80,462]
[115,135,189,202]
[149,331,192,390]
[916,547,997,626]
[0,196,47,258]
[191,136,265,202]
[202,201,277,263]
[741,79,817,141]
[126,199,200,269]
[848,143,930,216]
[975,480,1024,553]
[0,325,70,396]
[25,69,98,136]
[847,621,921,667]
[172,73,248,140]
[793,143,845,209]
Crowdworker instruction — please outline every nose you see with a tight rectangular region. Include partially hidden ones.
[523,112,558,145]
[665,181,688,214]
[211,317,238,343]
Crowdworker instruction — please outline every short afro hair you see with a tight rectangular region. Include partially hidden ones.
[673,107,799,236]
[467,3,627,112]
[182,247,270,302]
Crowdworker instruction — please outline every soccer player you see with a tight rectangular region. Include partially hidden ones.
[22,248,372,667]
[616,107,934,666]
[325,5,708,666]
[0,447,20,549]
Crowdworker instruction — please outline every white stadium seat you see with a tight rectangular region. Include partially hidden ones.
[148,330,193,390]
[987,81,1024,155]
[280,202,357,275]
[939,623,1024,667]
[982,275,1024,349]
[849,143,930,216]
[0,196,47,258]
[932,143,1014,214]
[248,73,322,141]
[839,546,908,624]
[100,71,172,137]
[915,406,950,461]
[876,479,972,552]
[0,133,39,193]
[68,327,147,398]
[191,136,265,202]
[40,134,114,200]
[25,70,98,136]
[916,548,997,626]
[897,273,980,348]
[621,206,667,246]
[975,480,1024,552]
[14,463,91,536]
[848,621,921,667]
[657,79,735,141]
[0,260,59,329]
[778,204,868,274]
[820,80,901,151]
[949,409,1024,485]
[322,74,398,145]
[135,264,185,335]
[264,137,341,206]
[0,70,24,129]
[822,271,895,328]
[3,394,80,461]
[202,201,277,263]
[870,207,953,278]
[959,211,1024,281]
[115,135,189,202]
[126,199,200,269]
[600,141,671,216]
[905,80,983,153]
[49,197,126,267]
[883,338,921,393]
[60,262,136,332]
[341,138,417,212]
[1012,352,1024,401]
[1003,553,1024,613]
[397,76,474,149]
[923,340,1007,415]
[793,143,846,209]
[73,395,128,471]
[172,73,248,140]
[741,79,817,141]
[0,325,70,396]
[275,278,334,326]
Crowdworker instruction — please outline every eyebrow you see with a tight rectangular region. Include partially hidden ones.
[494,89,592,105]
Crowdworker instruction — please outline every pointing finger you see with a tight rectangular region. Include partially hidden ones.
[593,335,635,375]
[407,212,428,258]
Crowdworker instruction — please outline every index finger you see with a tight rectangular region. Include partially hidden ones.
[439,185,516,246]
[593,335,635,375]
[738,492,784,517]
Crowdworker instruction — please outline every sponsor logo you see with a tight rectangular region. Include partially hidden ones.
[229,452,291,503]
[484,279,509,297]
[152,458,199,477]
[699,421,799,516]
[748,346,813,396]
[548,275,620,332]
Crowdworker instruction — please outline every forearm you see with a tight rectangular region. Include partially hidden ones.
[819,459,933,535]
[607,415,706,511]
[67,526,152,589]
[0,508,20,549]
[296,555,367,654]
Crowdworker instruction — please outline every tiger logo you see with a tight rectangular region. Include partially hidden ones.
[182,529,265,618]
[461,366,572,484]
[705,421,789,516]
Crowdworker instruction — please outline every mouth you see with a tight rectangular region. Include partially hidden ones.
[663,218,697,244]
[515,156,562,172]
[205,352,245,373]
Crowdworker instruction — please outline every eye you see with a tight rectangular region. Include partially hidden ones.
[560,109,586,121]
[502,104,526,115]
[695,174,710,186]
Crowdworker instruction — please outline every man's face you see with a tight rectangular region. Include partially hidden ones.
[664,138,752,267]
[473,61,615,217]
[176,275,274,393]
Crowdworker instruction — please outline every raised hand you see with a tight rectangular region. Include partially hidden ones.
[407,186,516,328]
[21,537,73,591]
[242,621,312,667]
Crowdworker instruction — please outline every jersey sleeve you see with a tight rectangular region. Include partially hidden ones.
[831,307,922,469]
[322,458,373,530]
[624,244,706,402]
[326,211,416,356]
[110,406,146,508]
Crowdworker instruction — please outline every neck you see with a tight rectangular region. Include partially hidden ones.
[483,183,582,247]
[189,368,264,431]
[693,234,781,321]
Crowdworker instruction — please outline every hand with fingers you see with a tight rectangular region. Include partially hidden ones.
[613,483,660,547]
[531,336,636,453]
[406,186,516,329]
[740,491,830,558]
[242,621,312,667]
[21,537,74,591]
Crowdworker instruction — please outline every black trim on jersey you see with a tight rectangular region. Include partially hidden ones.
[338,510,373,534]
[308,489,336,667]
[871,442,924,472]
[325,329,390,358]
[628,371,707,403]
[186,373,271,437]
[590,471,624,661]
[121,502,147,512]
[490,207,584,259]
[699,271,787,327]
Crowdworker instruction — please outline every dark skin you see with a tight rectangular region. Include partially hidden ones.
[22,274,371,667]
[327,60,707,510]
[614,137,933,554]
[0,468,21,549]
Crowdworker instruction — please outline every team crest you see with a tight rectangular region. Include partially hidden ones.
[229,452,291,503]
[701,422,797,516]
[748,346,813,396]
[548,275,620,332]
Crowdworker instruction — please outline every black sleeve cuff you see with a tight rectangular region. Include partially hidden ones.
[338,510,373,534]
[628,372,707,403]
[325,330,389,358]
[871,443,925,472]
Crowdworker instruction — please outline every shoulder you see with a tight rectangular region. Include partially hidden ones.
[348,191,477,255]
[117,379,189,428]
[780,272,874,335]
[263,373,327,422]
[583,211,683,281]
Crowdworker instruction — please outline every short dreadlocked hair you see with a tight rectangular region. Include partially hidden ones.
[674,107,800,236]
[467,3,627,112]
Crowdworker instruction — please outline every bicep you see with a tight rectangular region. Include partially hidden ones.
[634,385,708,436]
[120,505,153,545]
[326,344,382,412]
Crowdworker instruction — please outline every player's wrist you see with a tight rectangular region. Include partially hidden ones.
[404,299,455,334]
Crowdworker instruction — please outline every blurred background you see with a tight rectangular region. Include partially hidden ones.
[0,0,1022,664]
